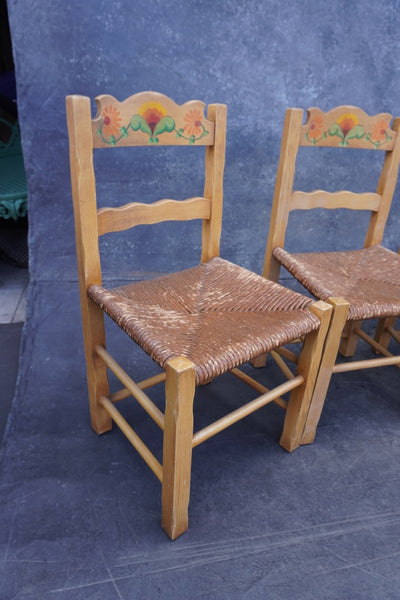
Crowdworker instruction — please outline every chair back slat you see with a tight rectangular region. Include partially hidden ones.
[97,197,211,235]
[92,92,215,148]
[291,190,381,212]
[300,106,396,150]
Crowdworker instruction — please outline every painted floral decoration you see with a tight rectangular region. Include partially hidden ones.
[305,114,324,143]
[97,102,209,145]
[305,112,392,148]
[101,105,123,139]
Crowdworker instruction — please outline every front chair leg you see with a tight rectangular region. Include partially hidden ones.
[279,300,333,452]
[161,356,196,540]
[300,297,349,445]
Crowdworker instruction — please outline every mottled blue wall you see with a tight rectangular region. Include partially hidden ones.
[7,0,400,281]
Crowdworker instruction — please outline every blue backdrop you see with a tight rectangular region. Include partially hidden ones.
[7,0,400,282]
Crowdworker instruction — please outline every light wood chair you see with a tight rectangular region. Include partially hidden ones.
[67,92,332,539]
[262,105,400,445]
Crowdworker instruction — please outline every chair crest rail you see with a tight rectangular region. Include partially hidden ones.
[301,106,396,150]
[91,92,215,147]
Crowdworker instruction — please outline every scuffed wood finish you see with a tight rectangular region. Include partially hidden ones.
[201,104,227,262]
[92,92,215,147]
[66,95,111,434]
[97,197,211,235]
[301,106,396,150]
[161,357,195,540]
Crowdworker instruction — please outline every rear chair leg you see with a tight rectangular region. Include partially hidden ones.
[161,357,196,540]
[83,298,112,434]
[339,319,361,357]
[374,316,396,352]
[251,353,268,368]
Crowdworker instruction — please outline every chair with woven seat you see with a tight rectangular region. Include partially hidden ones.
[262,105,400,445]
[66,92,332,539]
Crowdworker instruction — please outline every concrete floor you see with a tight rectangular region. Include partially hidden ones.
[0,259,28,324]
[0,258,28,444]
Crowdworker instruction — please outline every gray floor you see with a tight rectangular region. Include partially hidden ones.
[1,273,400,599]
[0,259,28,444]
[0,259,28,325]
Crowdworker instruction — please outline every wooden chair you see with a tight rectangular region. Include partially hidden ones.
[67,92,332,539]
[263,105,400,445]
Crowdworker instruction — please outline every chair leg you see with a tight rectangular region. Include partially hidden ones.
[374,316,396,351]
[251,352,268,368]
[81,297,112,434]
[161,356,196,540]
[339,319,362,357]
[279,300,333,452]
[300,298,349,445]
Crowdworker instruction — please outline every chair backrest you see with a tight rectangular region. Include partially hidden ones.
[264,105,400,280]
[66,92,227,290]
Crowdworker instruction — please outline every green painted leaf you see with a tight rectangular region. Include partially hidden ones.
[345,125,365,141]
[328,123,344,139]
[153,116,175,137]
[130,114,152,136]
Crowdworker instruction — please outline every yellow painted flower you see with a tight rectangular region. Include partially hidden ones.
[337,113,358,137]
[138,102,167,134]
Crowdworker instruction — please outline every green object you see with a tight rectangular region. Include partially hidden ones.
[0,117,28,220]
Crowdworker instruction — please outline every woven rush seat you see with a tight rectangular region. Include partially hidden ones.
[273,245,400,322]
[89,257,320,385]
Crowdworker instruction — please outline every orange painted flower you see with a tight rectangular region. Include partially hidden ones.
[337,113,358,137]
[370,120,389,143]
[307,115,324,141]
[102,105,122,138]
[183,109,204,137]
[138,102,167,134]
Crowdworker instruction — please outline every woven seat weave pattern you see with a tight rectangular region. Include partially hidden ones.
[273,245,400,321]
[88,257,320,385]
